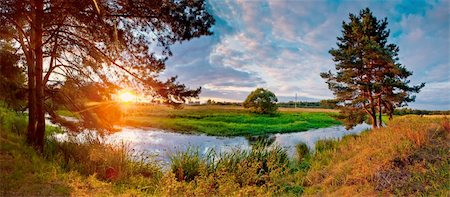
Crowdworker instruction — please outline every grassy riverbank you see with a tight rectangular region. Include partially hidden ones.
[121,105,341,136]
[1,105,449,196]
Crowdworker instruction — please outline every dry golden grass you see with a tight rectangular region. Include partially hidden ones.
[302,115,450,196]
[422,114,449,118]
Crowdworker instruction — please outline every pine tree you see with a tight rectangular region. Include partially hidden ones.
[321,8,424,129]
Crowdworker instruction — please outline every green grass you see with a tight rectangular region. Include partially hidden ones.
[123,105,341,136]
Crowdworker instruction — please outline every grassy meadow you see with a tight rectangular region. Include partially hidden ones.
[121,105,341,136]
[1,105,449,196]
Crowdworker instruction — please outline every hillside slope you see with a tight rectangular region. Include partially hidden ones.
[301,116,450,196]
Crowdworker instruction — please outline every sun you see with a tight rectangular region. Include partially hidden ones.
[118,91,136,102]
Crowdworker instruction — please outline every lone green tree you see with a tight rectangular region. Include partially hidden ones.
[321,8,424,129]
[243,88,278,114]
[0,0,214,151]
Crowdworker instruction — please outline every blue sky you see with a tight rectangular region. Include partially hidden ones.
[161,0,449,110]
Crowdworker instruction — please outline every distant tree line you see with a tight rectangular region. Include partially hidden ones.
[277,101,320,108]
[204,98,340,109]
[205,99,241,106]
[393,108,450,116]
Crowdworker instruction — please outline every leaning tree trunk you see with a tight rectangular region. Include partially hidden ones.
[34,0,45,153]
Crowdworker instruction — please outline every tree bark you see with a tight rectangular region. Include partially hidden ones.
[370,111,377,129]
[34,0,45,152]
[369,97,378,129]
[26,49,36,146]
[26,2,37,147]
[378,97,383,127]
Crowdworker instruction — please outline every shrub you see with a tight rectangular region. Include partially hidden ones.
[243,88,278,114]
[169,147,203,182]
[296,142,309,161]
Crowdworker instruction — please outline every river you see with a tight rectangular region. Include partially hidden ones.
[52,123,371,164]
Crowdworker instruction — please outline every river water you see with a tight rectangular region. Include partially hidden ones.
[52,123,371,164]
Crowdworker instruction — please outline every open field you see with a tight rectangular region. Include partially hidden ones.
[120,105,341,136]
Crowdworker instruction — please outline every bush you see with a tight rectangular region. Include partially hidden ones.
[296,143,309,161]
[243,88,278,114]
[0,106,27,135]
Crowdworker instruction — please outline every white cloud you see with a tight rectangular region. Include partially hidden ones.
[162,0,449,110]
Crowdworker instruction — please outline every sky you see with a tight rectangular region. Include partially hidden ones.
[161,0,450,110]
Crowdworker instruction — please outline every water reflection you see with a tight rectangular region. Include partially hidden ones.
[273,123,371,157]
[53,123,371,164]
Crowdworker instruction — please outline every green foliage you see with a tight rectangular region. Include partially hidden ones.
[321,8,424,128]
[0,43,26,111]
[243,88,278,114]
[0,104,28,136]
[296,143,310,161]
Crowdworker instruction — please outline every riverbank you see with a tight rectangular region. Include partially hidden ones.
[121,105,341,136]
[1,105,448,196]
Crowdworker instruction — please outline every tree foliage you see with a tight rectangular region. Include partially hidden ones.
[321,8,424,129]
[0,42,26,110]
[0,0,215,151]
[243,88,278,114]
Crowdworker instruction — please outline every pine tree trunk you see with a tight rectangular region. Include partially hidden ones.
[370,99,378,129]
[34,0,45,152]
[367,88,378,129]
[26,1,37,147]
[370,112,377,129]
[26,53,36,146]
[378,97,383,127]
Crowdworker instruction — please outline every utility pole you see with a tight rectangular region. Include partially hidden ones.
[295,93,297,109]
